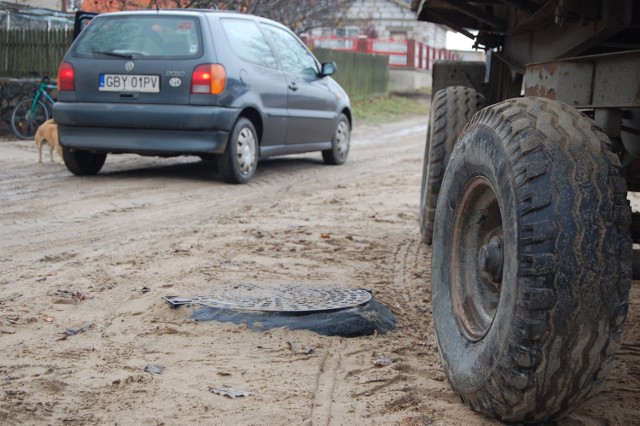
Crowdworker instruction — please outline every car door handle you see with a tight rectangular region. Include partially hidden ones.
[288,82,298,92]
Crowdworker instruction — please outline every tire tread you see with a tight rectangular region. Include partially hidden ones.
[419,86,485,244]
[444,97,631,422]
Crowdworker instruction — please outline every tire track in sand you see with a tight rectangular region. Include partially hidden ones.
[311,340,343,425]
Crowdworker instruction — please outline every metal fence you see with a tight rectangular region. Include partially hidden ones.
[0,28,73,78]
[308,36,459,71]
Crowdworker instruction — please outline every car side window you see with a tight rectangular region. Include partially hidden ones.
[221,19,277,68]
[262,24,319,77]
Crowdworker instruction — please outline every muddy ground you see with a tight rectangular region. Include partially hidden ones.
[0,118,638,425]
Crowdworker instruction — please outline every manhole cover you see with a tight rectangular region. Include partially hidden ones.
[164,284,372,313]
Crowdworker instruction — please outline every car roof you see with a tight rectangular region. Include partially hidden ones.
[98,9,231,16]
[93,9,292,32]
[96,9,276,23]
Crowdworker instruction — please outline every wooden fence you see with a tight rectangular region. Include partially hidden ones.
[0,29,389,97]
[0,29,74,78]
[313,48,389,97]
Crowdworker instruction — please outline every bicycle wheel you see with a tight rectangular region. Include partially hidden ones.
[44,100,54,120]
[11,98,49,139]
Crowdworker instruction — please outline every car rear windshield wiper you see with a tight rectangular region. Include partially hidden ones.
[92,50,135,59]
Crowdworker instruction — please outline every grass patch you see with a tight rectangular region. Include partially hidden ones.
[352,94,430,125]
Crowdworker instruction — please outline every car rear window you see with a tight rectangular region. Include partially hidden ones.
[72,15,202,59]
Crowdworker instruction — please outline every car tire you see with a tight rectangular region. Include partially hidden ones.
[62,147,107,176]
[431,97,631,422]
[419,86,484,245]
[322,113,350,165]
[217,117,258,184]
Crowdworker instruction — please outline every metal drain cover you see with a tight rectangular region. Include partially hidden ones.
[164,284,372,313]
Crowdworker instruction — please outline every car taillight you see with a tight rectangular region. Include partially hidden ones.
[58,62,75,91]
[191,64,226,95]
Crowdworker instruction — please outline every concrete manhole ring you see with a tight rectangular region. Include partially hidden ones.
[164,284,373,313]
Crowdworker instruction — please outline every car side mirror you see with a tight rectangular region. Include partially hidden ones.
[321,62,337,77]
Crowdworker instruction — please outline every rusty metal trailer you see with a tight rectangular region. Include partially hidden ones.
[412,0,639,422]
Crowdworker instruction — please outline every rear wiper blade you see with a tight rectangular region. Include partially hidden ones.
[92,50,135,59]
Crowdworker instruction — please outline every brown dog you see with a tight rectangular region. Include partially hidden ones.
[34,119,63,163]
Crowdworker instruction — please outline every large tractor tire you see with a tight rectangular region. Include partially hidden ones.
[431,97,632,422]
[419,86,484,244]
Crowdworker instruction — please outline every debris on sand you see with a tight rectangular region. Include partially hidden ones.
[372,356,393,367]
[58,323,93,340]
[144,364,165,374]
[209,387,253,399]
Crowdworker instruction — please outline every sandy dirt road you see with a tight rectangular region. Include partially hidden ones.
[0,118,638,425]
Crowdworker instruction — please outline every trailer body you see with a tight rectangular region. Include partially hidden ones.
[413,0,639,422]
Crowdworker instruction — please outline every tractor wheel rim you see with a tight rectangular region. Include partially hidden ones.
[450,176,503,342]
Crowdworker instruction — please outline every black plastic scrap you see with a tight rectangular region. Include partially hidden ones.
[162,295,396,338]
[58,323,93,340]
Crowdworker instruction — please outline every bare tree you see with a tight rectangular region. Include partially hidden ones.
[249,0,354,35]
[88,0,353,34]
[191,0,354,34]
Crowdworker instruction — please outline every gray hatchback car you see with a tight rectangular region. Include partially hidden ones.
[54,10,352,183]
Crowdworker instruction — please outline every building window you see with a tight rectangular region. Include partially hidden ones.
[390,31,407,40]
[335,26,359,37]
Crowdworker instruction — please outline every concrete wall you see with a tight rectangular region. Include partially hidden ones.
[453,49,486,62]
[388,68,432,94]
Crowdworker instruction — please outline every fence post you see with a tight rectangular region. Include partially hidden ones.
[357,36,368,54]
[406,39,415,68]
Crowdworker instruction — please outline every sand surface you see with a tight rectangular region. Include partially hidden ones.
[1,118,638,425]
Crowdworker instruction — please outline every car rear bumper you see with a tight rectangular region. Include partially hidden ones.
[54,102,237,155]
[54,102,239,130]
[58,126,229,155]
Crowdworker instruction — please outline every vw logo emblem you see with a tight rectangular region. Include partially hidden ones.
[125,62,135,72]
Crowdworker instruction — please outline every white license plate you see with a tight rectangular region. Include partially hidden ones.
[99,74,160,93]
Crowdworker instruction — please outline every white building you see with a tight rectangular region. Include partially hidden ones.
[5,0,79,12]
[310,0,448,49]
[0,1,75,29]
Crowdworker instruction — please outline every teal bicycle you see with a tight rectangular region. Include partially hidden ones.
[11,72,57,139]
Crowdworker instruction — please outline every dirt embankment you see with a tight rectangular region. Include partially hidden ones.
[0,118,638,425]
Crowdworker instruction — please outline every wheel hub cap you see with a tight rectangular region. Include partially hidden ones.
[335,121,349,157]
[478,235,503,283]
[237,128,256,173]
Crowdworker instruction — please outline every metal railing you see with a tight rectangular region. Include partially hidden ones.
[306,36,459,70]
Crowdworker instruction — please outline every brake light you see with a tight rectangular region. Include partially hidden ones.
[191,64,226,95]
[58,62,75,91]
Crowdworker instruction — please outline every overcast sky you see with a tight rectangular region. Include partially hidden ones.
[446,31,476,51]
